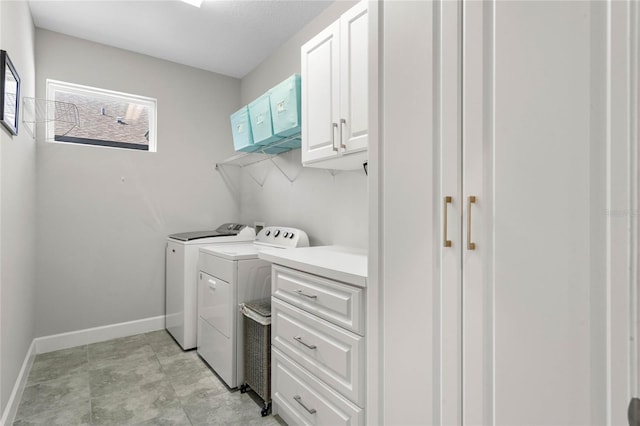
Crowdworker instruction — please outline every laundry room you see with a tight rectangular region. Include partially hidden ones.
[1,1,640,426]
[1,0,370,424]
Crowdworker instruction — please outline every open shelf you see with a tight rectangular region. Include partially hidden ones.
[215,133,301,169]
[215,134,302,186]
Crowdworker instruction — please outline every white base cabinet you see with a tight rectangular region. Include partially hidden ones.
[271,264,365,425]
[272,348,363,426]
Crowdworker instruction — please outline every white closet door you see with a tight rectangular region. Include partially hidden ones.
[461,1,635,424]
[438,1,463,424]
[380,1,438,424]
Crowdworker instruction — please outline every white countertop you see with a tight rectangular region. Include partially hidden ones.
[258,245,367,287]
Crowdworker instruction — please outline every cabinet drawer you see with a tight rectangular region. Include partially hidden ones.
[198,251,234,283]
[272,298,364,406]
[272,265,364,335]
[272,348,363,426]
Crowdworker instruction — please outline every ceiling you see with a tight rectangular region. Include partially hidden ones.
[27,0,334,79]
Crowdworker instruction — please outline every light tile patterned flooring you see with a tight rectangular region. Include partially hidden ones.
[13,330,284,426]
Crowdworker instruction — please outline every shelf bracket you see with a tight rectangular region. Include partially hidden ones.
[269,155,302,184]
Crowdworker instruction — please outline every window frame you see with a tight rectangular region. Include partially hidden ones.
[46,79,158,152]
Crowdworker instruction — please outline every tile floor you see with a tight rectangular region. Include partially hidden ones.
[13,330,284,426]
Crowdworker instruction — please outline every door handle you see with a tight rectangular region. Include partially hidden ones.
[443,196,452,247]
[294,395,317,414]
[339,118,347,149]
[331,122,339,152]
[294,289,317,299]
[293,336,317,350]
[467,196,476,250]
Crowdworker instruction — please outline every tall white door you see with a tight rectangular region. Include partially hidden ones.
[461,2,636,424]
[377,1,638,424]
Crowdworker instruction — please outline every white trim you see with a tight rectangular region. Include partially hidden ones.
[0,341,35,426]
[366,0,381,424]
[34,315,165,354]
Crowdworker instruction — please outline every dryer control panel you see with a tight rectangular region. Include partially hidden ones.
[255,226,310,248]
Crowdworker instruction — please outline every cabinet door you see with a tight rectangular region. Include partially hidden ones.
[339,1,368,154]
[378,1,637,425]
[461,1,636,425]
[379,1,439,424]
[301,20,340,164]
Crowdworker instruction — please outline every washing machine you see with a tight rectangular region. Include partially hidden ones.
[165,223,255,350]
[197,226,309,388]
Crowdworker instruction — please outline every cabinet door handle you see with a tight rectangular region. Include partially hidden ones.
[443,196,452,247]
[294,335,317,350]
[294,289,317,299]
[339,118,347,149]
[331,122,339,152]
[467,196,477,250]
[294,395,317,414]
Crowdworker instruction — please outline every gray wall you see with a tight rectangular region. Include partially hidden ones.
[34,30,241,337]
[239,0,368,248]
[0,1,37,414]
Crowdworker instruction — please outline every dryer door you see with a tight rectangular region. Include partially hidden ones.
[198,271,234,337]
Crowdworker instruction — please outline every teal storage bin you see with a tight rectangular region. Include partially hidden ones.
[230,107,258,152]
[248,94,281,146]
[269,74,302,149]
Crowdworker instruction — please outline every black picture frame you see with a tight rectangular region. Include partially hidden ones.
[0,50,20,135]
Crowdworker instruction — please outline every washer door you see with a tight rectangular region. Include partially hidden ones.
[198,271,233,338]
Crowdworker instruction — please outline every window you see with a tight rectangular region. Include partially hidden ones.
[46,79,157,152]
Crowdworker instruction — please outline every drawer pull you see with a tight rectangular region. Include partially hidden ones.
[294,289,317,299]
[294,395,317,414]
[294,336,317,350]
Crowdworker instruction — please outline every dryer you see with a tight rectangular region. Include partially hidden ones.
[166,223,255,350]
[197,226,309,388]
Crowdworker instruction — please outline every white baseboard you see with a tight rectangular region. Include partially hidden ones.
[34,315,165,354]
[0,340,35,426]
[0,315,165,425]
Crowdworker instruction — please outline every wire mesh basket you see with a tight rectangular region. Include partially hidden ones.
[241,298,272,416]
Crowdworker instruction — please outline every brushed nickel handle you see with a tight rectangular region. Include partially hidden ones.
[294,395,317,414]
[294,289,317,299]
[294,336,317,350]
[331,122,339,152]
[340,118,347,149]
[443,196,452,247]
[467,196,477,250]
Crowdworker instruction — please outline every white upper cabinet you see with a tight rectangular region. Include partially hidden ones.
[301,1,368,170]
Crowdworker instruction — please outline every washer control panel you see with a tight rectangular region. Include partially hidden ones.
[255,226,310,248]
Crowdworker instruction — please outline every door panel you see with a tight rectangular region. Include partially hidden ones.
[379,1,637,424]
[439,1,463,424]
[340,1,368,153]
[198,271,233,337]
[381,1,437,424]
[301,21,340,164]
[462,2,617,424]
